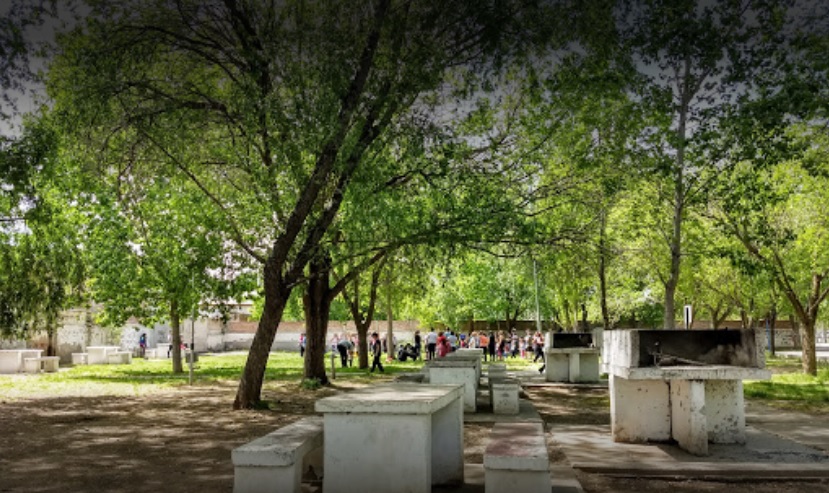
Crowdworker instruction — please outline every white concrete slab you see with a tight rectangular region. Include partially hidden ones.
[0,349,42,373]
[316,383,464,493]
[87,346,120,364]
[610,374,671,443]
[671,379,708,455]
[484,422,550,493]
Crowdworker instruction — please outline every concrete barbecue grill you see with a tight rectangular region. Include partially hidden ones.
[544,332,601,383]
[602,328,771,456]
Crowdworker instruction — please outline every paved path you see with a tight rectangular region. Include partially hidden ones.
[775,343,829,361]
[746,401,829,452]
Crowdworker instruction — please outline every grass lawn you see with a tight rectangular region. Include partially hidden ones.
[0,349,540,401]
[744,355,829,414]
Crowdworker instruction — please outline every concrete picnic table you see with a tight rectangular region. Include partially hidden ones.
[315,383,465,493]
[0,349,43,373]
[86,346,121,365]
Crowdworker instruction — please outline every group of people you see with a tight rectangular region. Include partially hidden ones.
[297,326,547,372]
[297,331,389,373]
[424,327,546,364]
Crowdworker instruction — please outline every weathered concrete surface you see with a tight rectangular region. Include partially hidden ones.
[552,423,829,479]
[489,379,520,415]
[746,401,829,452]
[670,379,708,455]
[484,422,550,493]
[232,417,323,493]
[453,464,584,493]
[427,360,479,412]
[609,375,671,443]
[316,383,464,493]
[0,349,42,373]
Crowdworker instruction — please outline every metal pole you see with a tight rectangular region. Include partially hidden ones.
[189,315,195,385]
[533,258,542,333]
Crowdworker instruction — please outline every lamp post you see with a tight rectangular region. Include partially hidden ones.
[533,258,542,333]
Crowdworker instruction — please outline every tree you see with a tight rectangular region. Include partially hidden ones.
[80,171,250,373]
[48,0,528,408]
[610,0,794,328]
[715,157,829,375]
[0,119,85,349]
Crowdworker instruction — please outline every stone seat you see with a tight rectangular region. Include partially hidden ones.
[484,422,550,493]
[487,363,507,381]
[488,377,520,415]
[425,359,479,412]
[40,356,60,372]
[22,356,59,373]
[107,352,132,365]
[71,353,89,365]
[394,371,426,383]
[232,416,324,493]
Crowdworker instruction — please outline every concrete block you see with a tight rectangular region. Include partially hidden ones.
[610,375,671,443]
[232,417,323,493]
[490,379,520,415]
[156,343,171,358]
[316,384,464,493]
[23,357,41,374]
[670,379,708,456]
[426,362,478,413]
[41,356,60,372]
[705,379,746,444]
[87,346,119,364]
[0,350,23,373]
[107,351,132,365]
[71,353,88,365]
[488,364,507,380]
[575,351,600,382]
[484,422,549,493]
[324,413,431,493]
[545,348,601,383]
[545,353,569,382]
[446,349,483,379]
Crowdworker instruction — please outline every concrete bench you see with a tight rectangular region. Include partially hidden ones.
[41,356,60,372]
[107,352,132,365]
[487,363,507,381]
[232,416,324,493]
[489,377,520,415]
[394,371,426,383]
[71,353,89,365]
[484,422,550,493]
[426,359,479,412]
[23,356,60,373]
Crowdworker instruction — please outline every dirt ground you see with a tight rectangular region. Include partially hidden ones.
[1,380,828,492]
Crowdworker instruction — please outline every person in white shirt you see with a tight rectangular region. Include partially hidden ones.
[426,329,438,360]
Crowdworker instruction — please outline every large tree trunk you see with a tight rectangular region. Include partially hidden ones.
[767,306,777,356]
[46,327,56,357]
[170,299,183,374]
[801,319,817,375]
[234,262,290,409]
[303,254,333,383]
[356,322,370,368]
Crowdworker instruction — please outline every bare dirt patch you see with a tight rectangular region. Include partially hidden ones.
[0,381,342,493]
[2,377,827,493]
